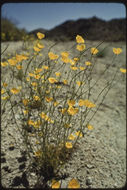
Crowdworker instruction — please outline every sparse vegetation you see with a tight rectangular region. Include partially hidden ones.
[1,31,125,188]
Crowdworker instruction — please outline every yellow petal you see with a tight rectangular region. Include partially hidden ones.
[67,106,79,115]
[87,124,94,130]
[48,77,57,84]
[113,48,122,55]
[37,32,45,39]
[48,52,59,60]
[68,178,80,188]
[120,68,126,73]
[76,35,85,43]
[65,142,73,149]
[85,61,91,66]
[34,46,41,52]
[76,44,85,51]
[51,180,60,189]
[91,47,99,55]
[10,88,20,94]
[67,100,75,106]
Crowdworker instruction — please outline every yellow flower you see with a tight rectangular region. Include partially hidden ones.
[76,81,82,86]
[16,54,27,61]
[76,35,85,43]
[43,65,49,70]
[61,51,69,58]
[48,118,54,124]
[34,120,41,129]
[87,124,94,130]
[61,108,67,114]
[23,110,28,115]
[80,66,86,70]
[31,82,37,86]
[53,101,59,106]
[1,89,6,94]
[34,150,42,157]
[85,61,91,66]
[3,83,8,87]
[45,96,53,102]
[76,44,85,51]
[10,88,20,94]
[40,112,52,123]
[113,48,122,55]
[79,99,96,108]
[8,59,18,66]
[55,72,61,77]
[120,68,126,73]
[40,112,46,119]
[26,77,30,81]
[28,120,35,126]
[48,77,57,84]
[73,57,79,62]
[67,106,79,115]
[33,46,41,52]
[34,68,43,74]
[1,96,10,100]
[28,73,35,77]
[91,47,99,55]
[48,52,59,60]
[68,134,76,140]
[37,32,45,39]
[69,59,75,65]
[51,179,60,189]
[68,178,80,188]
[67,100,75,107]
[34,74,41,79]
[16,64,22,70]
[22,99,29,106]
[63,79,68,85]
[65,142,73,149]
[33,95,40,101]
[61,52,70,63]
[70,66,78,70]
[75,131,83,137]
[37,43,44,49]
[1,62,8,67]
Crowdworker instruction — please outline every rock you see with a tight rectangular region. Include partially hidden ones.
[86,176,92,185]
[86,164,94,169]
[61,180,67,188]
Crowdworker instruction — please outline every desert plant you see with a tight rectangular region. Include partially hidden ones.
[1,33,125,188]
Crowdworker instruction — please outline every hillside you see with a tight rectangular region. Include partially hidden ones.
[29,16,126,42]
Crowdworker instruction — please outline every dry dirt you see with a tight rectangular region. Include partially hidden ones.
[1,40,126,188]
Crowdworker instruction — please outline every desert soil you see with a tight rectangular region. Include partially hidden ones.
[1,40,126,188]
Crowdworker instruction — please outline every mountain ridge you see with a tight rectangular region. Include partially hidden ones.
[29,16,126,42]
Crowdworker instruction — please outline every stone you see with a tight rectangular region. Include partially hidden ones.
[86,164,94,169]
[86,176,92,185]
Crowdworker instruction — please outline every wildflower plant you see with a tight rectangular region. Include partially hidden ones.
[1,33,124,187]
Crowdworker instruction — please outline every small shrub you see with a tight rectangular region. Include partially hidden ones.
[1,33,124,188]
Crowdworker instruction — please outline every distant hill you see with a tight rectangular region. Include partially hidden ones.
[29,16,126,42]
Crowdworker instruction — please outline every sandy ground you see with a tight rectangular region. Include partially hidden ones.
[1,40,126,188]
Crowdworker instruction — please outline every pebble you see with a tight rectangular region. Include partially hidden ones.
[61,180,67,188]
[86,164,94,169]
[86,176,92,185]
